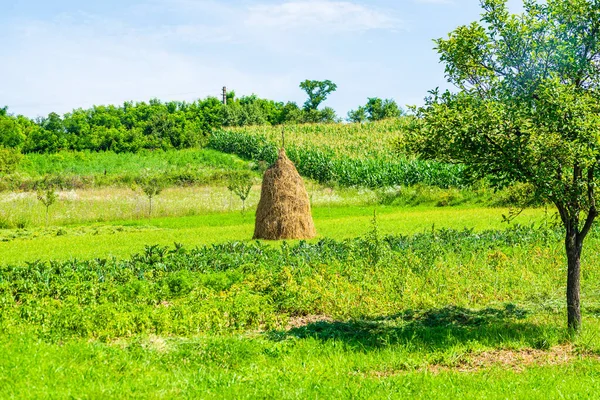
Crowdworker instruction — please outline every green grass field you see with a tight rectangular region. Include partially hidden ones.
[1,145,599,398]
[0,148,256,192]
[1,208,600,398]
[3,334,600,399]
[0,204,545,265]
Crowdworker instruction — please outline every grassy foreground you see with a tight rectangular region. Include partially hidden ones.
[2,223,600,398]
[3,334,600,399]
[0,149,256,192]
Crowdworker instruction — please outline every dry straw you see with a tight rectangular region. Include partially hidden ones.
[253,148,317,240]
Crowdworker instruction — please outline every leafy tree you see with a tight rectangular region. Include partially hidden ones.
[279,102,304,124]
[144,112,179,149]
[348,98,403,122]
[365,98,403,121]
[0,115,26,148]
[226,90,236,104]
[299,80,338,111]
[317,107,340,124]
[136,174,166,217]
[347,106,368,123]
[410,0,600,331]
[23,112,68,153]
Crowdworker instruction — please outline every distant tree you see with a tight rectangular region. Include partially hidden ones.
[279,102,304,124]
[347,106,368,123]
[0,147,22,174]
[144,112,182,149]
[136,174,166,217]
[318,107,340,124]
[226,90,236,104]
[347,98,403,123]
[24,112,67,153]
[299,80,338,111]
[0,115,26,148]
[365,98,403,121]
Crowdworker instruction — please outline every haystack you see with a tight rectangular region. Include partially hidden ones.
[253,148,316,240]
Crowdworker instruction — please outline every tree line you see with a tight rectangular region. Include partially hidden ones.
[0,80,403,155]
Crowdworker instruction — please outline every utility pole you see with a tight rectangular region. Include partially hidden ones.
[222,86,227,105]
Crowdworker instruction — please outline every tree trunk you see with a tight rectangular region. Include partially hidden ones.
[565,230,582,331]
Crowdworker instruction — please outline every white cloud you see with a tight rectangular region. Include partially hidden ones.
[245,1,401,32]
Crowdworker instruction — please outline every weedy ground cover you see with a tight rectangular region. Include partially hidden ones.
[1,225,600,398]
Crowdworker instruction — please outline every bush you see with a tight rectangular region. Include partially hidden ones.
[0,147,22,175]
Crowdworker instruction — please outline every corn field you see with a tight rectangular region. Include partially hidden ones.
[209,120,465,188]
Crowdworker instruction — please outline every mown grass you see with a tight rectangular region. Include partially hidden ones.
[0,205,546,265]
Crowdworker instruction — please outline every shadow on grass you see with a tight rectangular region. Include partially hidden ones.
[267,304,558,350]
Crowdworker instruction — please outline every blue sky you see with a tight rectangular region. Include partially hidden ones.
[1,0,524,118]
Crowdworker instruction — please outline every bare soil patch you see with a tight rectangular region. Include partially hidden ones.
[286,315,333,330]
[360,345,600,377]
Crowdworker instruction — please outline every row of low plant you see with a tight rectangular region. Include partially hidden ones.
[1,222,586,341]
[208,129,465,188]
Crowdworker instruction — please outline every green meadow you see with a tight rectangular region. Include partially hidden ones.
[1,205,600,398]
[0,134,599,399]
[0,204,544,265]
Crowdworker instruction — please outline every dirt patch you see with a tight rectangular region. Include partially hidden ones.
[359,345,600,377]
[461,345,576,372]
[436,345,579,373]
[286,315,333,330]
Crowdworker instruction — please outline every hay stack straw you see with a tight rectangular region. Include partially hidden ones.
[253,148,316,240]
